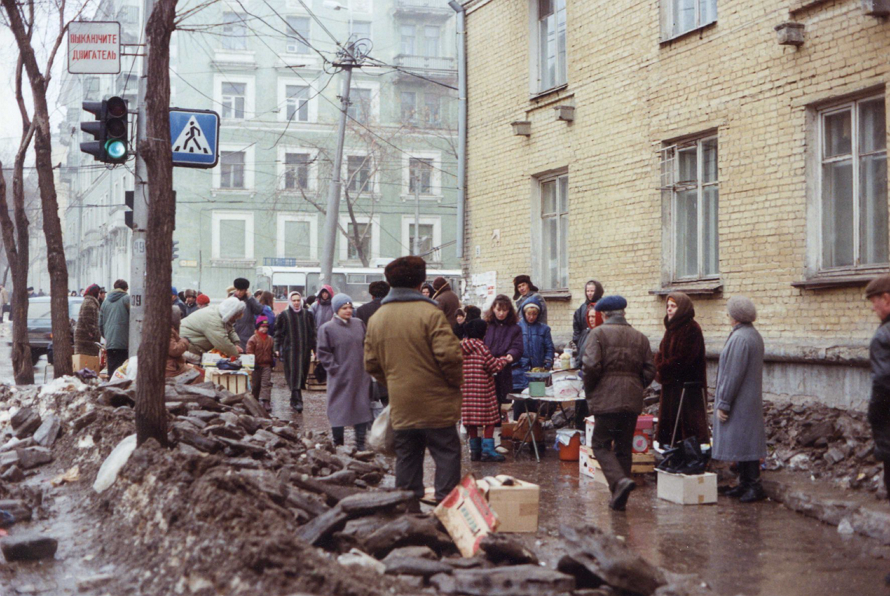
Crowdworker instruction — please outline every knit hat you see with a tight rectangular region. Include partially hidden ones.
[368,281,390,299]
[866,274,890,299]
[433,276,448,291]
[171,286,178,297]
[464,318,488,340]
[255,315,269,329]
[727,295,757,324]
[385,256,427,288]
[332,293,353,314]
[512,275,539,300]
[218,296,246,324]
[233,278,250,291]
[196,293,210,306]
[594,295,627,312]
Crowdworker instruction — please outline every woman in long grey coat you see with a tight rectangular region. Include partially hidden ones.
[712,295,767,503]
[316,293,373,450]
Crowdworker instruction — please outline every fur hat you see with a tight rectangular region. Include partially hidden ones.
[233,278,250,291]
[463,318,488,340]
[465,305,482,321]
[594,295,627,312]
[332,293,353,314]
[512,275,539,300]
[368,281,390,299]
[432,276,448,291]
[866,275,890,299]
[385,256,427,289]
[727,296,757,324]
[196,293,210,305]
[184,289,197,298]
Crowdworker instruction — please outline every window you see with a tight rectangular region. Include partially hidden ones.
[285,85,310,122]
[347,155,372,194]
[660,135,719,280]
[661,0,717,41]
[212,211,254,260]
[401,91,416,122]
[409,223,434,257]
[284,152,310,190]
[347,223,371,260]
[222,12,247,50]
[424,26,440,57]
[221,82,246,119]
[820,97,887,269]
[351,20,371,40]
[220,151,245,189]
[283,219,311,259]
[537,0,567,92]
[423,95,440,126]
[539,174,568,290]
[400,25,415,55]
[348,88,372,124]
[286,16,311,54]
[409,158,433,195]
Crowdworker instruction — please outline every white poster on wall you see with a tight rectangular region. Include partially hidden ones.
[466,271,497,312]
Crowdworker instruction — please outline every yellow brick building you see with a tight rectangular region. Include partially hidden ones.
[461,0,890,409]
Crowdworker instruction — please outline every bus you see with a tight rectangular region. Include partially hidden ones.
[255,259,462,310]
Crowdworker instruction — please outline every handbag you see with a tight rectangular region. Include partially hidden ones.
[368,405,396,457]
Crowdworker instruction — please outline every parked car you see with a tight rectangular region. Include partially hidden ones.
[12,297,83,365]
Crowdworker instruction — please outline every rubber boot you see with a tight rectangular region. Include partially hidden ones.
[481,438,506,462]
[290,389,303,413]
[469,438,482,462]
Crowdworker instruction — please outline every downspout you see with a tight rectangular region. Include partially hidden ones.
[448,0,467,263]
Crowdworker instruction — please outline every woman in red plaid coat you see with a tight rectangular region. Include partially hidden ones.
[461,318,509,462]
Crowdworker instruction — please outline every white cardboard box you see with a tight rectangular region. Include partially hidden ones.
[656,469,717,505]
[477,475,540,533]
[579,446,607,485]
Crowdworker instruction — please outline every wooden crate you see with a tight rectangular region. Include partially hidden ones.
[579,446,656,485]
[207,371,249,395]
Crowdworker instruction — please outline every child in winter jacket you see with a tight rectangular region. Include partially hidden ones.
[247,316,275,411]
[460,318,509,462]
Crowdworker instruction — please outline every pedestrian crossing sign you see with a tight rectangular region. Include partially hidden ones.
[169,108,220,169]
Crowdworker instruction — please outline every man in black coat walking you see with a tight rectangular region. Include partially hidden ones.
[356,281,389,324]
[867,275,890,499]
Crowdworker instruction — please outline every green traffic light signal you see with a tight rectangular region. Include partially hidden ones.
[79,97,128,164]
[106,139,127,160]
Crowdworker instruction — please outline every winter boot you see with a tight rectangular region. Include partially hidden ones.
[469,438,482,462]
[609,478,636,511]
[481,438,506,462]
[738,483,767,503]
[290,389,303,413]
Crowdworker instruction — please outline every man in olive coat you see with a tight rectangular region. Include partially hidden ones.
[364,257,463,504]
[867,275,890,500]
[583,295,656,511]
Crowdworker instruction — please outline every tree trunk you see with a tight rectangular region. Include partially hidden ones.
[1,0,72,378]
[135,0,177,446]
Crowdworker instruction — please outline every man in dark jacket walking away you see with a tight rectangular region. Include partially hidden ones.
[867,275,890,499]
[100,279,130,377]
[583,295,656,511]
[232,277,265,350]
[432,276,461,327]
[572,280,604,346]
[365,257,464,505]
[356,281,389,324]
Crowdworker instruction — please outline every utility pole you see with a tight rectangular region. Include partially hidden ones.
[319,43,360,287]
[129,0,154,356]
[413,175,421,256]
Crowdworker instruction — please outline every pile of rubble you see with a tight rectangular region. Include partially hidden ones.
[762,401,880,493]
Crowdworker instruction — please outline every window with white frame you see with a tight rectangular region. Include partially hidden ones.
[285,85,310,122]
[409,158,433,194]
[212,211,254,260]
[346,155,372,194]
[221,82,246,119]
[400,25,415,55]
[348,88,372,124]
[351,20,371,40]
[286,16,311,54]
[424,25,440,57]
[401,91,416,122]
[410,223,434,257]
[283,219,311,259]
[537,173,568,290]
[401,216,442,261]
[536,0,567,93]
[423,95,440,126]
[660,135,719,280]
[661,0,717,41]
[284,152,311,190]
[221,12,247,50]
[220,151,246,189]
[819,96,887,269]
[347,222,371,260]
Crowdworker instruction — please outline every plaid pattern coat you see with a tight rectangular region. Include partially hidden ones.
[460,338,508,427]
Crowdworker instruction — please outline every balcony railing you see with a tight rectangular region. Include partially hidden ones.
[394,0,453,19]
[393,54,457,84]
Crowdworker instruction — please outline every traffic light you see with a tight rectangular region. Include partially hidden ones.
[124,190,135,229]
[171,240,180,261]
[80,97,129,164]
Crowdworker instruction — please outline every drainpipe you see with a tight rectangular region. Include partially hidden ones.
[448,0,467,263]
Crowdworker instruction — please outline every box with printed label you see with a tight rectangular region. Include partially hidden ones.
[656,469,717,505]
[477,475,540,533]
[434,474,499,557]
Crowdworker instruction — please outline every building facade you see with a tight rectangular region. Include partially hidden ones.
[462,0,890,410]
[60,0,460,297]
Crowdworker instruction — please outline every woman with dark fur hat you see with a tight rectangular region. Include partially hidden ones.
[513,275,547,324]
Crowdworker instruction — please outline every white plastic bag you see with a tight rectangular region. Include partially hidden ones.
[368,405,395,456]
[552,373,583,399]
[93,434,137,493]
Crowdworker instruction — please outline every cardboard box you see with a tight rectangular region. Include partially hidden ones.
[207,371,249,395]
[434,474,499,557]
[477,475,540,533]
[656,470,717,505]
[72,354,101,373]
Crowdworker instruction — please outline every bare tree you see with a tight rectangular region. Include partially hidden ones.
[135,0,177,446]
[0,0,83,378]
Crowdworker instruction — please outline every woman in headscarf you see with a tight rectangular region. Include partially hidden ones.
[421,282,435,299]
[274,291,316,413]
[654,292,710,448]
[316,294,373,451]
[74,284,102,357]
[179,296,245,357]
[311,285,335,329]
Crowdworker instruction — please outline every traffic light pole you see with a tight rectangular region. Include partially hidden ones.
[128,0,154,356]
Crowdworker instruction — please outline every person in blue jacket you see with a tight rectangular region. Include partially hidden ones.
[512,295,554,419]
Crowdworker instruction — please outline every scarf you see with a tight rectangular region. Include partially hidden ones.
[288,291,302,312]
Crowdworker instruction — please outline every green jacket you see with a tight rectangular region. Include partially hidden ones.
[179,303,241,357]
[99,289,130,350]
